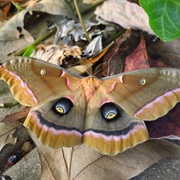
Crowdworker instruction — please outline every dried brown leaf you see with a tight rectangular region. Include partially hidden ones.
[102,29,132,76]
[95,0,154,34]
[0,0,73,41]
[124,35,150,72]
[103,29,140,76]
[31,44,82,65]
[0,122,20,151]
[0,106,31,123]
[30,129,180,180]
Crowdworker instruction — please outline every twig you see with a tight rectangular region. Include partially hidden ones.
[14,28,56,56]
[73,0,91,43]
[104,30,125,45]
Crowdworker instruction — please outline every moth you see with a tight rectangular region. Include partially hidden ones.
[0,57,179,155]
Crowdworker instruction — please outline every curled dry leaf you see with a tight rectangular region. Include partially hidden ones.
[30,44,82,65]
[52,18,105,43]
[95,0,154,35]
[0,122,20,151]
[83,35,102,57]
[0,0,73,41]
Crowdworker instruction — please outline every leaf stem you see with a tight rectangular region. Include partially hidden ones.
[14,28,56,56]
[104,30,125,45]
[73,0,91,43]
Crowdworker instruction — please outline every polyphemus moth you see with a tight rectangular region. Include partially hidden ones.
[0,57,179,155]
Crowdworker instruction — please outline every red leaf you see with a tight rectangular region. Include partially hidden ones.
[124,35,150,72]
[145,103,180,139]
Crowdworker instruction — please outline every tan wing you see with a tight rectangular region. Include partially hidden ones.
[0,57,81,106]
[83,89,148,155]
[101,68,180,120]
[24,87,86,148]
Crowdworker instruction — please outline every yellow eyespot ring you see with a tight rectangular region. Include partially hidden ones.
[140,78,146,85]
[56,107,64,114]
[40,69,46,75]
[106,112,117,120]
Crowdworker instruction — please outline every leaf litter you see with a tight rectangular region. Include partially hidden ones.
[0,0,179,179]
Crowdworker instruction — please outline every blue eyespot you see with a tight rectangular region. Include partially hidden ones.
[100,103,119,121]
[54,98,73,115]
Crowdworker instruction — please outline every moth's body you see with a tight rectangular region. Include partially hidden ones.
[80,77,101,103]
[0,57,179,155]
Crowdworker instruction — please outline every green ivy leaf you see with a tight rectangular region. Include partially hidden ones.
[139,0,180,42]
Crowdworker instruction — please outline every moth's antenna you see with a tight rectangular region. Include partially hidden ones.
[79,57,93,76]
[81,42,114,76]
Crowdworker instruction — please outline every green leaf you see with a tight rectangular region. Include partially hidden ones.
[139,0,180,42]
[22,45,35,57]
